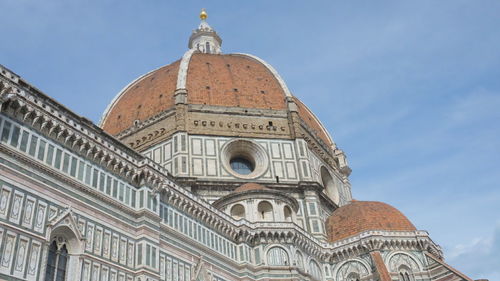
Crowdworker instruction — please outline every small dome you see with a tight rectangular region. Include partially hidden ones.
[234,183,269,193]
[325,201,416,242]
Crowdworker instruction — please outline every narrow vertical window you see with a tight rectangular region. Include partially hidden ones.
[70,157,77,177]
[84,164,91,184]
[139,190,144,208]
[55,245,68,281]
[45,241,57,281]
[62,153,70,173]
[106,175,112,195]
[125,187,130,204]
[99,172,105,192]
[118,183,124,201]
[146,244,151,266]
[92,168,99,188]
[77,160,85,181]
[10,126,20,147]
[131,189,136,207]
[152,195,158,211]
[0,120,11,143]
[38,140,47,161]
[46,144,55,165]
[152,247,156,268]
[19,131,29,152]
[45,241,69,281]
[54,149,62,169]
[28,135,38,156]
[112,179,118,198]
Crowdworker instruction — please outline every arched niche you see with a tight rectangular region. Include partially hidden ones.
[230,204,245,220]
[284,205,292,222]
[257,201,274,221]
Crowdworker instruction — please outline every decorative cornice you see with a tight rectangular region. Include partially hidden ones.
[0,72,171,192]
[115,108,176,141]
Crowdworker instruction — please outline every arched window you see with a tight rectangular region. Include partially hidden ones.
[230,204,245,220]
[309,260,322,280]
[257,201,274,221]
[205,42,211,53]
[267,247,289,266]
[45,240,69,281]
[296,251,304,271]
[284,206,292,221]
[398,265,413,281]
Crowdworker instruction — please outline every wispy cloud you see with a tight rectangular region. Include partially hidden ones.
[446,224,500,281]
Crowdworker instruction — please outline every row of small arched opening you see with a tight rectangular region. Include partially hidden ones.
[230,201,293,222]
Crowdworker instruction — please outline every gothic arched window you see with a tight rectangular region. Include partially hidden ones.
[309,260,322,280]
[398,265,413,281]
[45,240,69,281]
[267,247,289,266]
[296,251,304,271]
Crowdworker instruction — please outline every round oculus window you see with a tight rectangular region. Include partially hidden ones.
[221,139,269,179]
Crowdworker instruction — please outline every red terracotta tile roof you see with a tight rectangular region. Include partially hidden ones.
[234,183,269,193]
[325,201,416,242]
[186,53,287,110]
[102,60,180,135]
[294,97,332,146]
[101,53,333,147]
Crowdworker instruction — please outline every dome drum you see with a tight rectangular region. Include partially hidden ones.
[213,183,299,222]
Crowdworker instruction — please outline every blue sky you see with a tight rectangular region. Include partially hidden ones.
[1,1,499,279]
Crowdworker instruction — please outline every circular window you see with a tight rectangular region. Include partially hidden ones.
[230,157,254,175]
[221,139,269,179]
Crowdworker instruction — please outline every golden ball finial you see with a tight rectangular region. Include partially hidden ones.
[200,8,208,20]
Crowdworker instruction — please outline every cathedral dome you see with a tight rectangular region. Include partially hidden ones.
[100,53,333,146]
[325,201,416,242]
[99,11,334,149]
[102,53,289,134]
